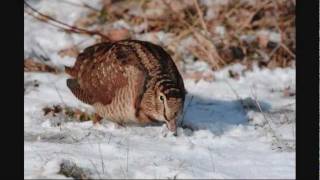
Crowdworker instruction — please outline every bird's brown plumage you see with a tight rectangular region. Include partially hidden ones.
[65,40,185,131]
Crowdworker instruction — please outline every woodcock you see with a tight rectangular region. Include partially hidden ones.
[65,40,186,132]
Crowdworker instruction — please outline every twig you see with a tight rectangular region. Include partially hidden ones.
[33,42,51,61]
[272,1,296,59]
[98,143,105,174]
[268,43,281,59]
[32,41,68,107]
[190,27,225,69]
[279,43,296,59]
[88,159,102,179]
[166,29,192,49]
[183,6,225,68]
[224,80,248,115]
[24,1,110,41]
[85,132,112,179]
[239,0,272,31]
[163,0,226,69]
[162,0,225,69]
[120,165,127,179]
[207,147,215,176]
[250,87,291,150]
[193,0,209,35]
[69,132,91,143]
[54,83,67,106]
[225,1,242,18]
[24,9,69,33]
[139,0,149,34]
[107,133,112,144]
[126,137,130,175]
[59,0,100,12]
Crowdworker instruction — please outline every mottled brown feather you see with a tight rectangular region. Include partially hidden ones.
[66,79,95,104]
[65,40,185,126]
[65,41,144,106]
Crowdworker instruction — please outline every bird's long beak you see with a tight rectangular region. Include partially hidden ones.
[166,120,177,132]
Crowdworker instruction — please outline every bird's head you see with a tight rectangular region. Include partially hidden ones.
[139,80,186,133]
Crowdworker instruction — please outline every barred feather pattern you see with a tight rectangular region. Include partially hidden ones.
[65,40,185,127]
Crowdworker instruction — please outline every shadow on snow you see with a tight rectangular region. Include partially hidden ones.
[180,93,271,135]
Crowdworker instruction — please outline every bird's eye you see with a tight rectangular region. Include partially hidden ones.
[159,95,164,101]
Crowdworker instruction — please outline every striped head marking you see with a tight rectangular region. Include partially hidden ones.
[139,79,186,132]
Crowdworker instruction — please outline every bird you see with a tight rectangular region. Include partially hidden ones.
[65,40,186,132]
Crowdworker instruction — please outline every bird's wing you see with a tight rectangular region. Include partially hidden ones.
[69,42,146,106]
[66,78,95,105]
[65,42,114,77]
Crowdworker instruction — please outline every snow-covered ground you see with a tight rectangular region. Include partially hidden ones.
[24,0,295,179]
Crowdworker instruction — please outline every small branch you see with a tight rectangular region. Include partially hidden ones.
[207,147,215,176]
[191,30,223,69]
[239,0,272,31]
[88,159,102,179]
[24,9,68,34]
[279,43,296,59]
[98,143,105,175]
[162,0,225,69]
[193,0,209,35]
[224,80,248,115]
[107,133,112,144]
[59,0,100,12]
[250,87,292,151]
[272,1,296,59]
[24,0,110,41]
[126,137,130,175]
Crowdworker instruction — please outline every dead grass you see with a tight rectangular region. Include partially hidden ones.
[24,58,58,73]
[250,86,294,151]
[25,0,295,71]
[42,104,102,123]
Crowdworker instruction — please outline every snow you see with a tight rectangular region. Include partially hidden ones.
[24,0,295,179]
[24,0,99,68]
[24,66,295,179]
[257,29,282,43]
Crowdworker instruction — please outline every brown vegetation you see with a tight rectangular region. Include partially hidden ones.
[25,0,295,72]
